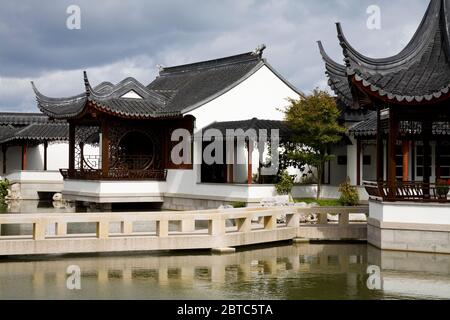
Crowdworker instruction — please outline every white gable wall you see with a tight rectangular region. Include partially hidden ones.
[185,64,300,184]
[187,65,300,130]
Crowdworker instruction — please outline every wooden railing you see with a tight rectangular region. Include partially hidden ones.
[364,180,449,202]
[60,168,167,181]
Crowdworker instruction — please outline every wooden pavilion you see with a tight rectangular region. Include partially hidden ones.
[320,0,450,202]
[33,73,194,181]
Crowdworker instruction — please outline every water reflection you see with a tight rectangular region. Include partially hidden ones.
[0,244,449,300]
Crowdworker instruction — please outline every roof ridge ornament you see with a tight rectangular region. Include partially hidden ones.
[83,71,93,97]
[251,44,266,57]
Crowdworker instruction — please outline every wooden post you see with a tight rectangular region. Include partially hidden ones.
[356,139,362,185]
[227,164,234,183]
[402,141,409,182]
[247,140,253,185]
[376,105,384,182]
[101,121,109,179]
[423,122,432,198]
[79,142,84,171]
[21,144,28,171]
[43,141,48,171]
[388,108,398,197]
[2,145,7,174]
[411,141,416,181]
[69,122,75,175]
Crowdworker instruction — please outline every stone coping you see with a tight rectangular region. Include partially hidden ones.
[368,217,450,233]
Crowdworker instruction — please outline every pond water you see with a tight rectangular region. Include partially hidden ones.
[0,243,449,300]
[1,201,449,300]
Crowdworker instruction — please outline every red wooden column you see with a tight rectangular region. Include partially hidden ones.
[247,140,253,185]
[387,108,398,197]
[402,141,410,182]
[356,139,362,185]
[227,164,234,183]
[68,122,76,175]
[21,144,28,171]
[43,141,48,171]
[423,122,432,198]
[101,121,110,179]
[376,105,384,182]
[79,142,84,171]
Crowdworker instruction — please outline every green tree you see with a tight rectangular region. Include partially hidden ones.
[283,89,346,200]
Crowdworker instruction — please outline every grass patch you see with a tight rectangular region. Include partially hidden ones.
[294,198,343,207]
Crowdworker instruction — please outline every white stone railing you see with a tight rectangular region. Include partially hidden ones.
[0,207,297,241]
[298,206,369,226]
[0,206,369,256]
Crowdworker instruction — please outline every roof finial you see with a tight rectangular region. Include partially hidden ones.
[83,71,92,96]
[252,44,267,57]
[156,64,164,72]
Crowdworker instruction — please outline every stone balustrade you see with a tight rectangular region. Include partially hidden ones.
[0,206,369,256]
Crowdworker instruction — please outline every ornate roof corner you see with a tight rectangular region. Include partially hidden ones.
[251,44,267,57]
[83,71,93,96]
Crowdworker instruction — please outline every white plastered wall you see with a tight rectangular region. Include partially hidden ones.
[187,64,300,185]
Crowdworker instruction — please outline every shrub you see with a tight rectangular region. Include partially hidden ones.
[300,175,318,185]
[338,178,359,206]
[275,171,294,195]
[0,179,9,203]
[231,201,247,208]
[436,179,450,196]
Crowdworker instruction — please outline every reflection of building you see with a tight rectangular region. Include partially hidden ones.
[0,244,369,300]
[320,0,450,253]
[26,46,301,208]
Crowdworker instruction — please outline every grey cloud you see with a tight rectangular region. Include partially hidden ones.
[0,0,430,112]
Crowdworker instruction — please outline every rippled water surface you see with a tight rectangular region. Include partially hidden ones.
[1,243,449,300]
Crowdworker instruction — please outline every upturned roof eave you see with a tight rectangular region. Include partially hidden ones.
[336,0,445,74]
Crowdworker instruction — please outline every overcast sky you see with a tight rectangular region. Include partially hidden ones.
[0,0,429,113]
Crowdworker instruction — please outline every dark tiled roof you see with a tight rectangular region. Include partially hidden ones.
[0,123,68,144]
[0,125,17,140]
[348,113,377,137]
[147,51,265,114]
[203,118,292,138]
[317,42,354,108]
[33,75,170,120]
[333,0,450,104]
[0,113,51,126]
[33,45,300,120]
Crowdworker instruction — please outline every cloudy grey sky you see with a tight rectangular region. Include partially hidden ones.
[0,0,429,112]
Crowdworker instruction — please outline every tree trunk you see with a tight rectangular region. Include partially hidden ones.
[317,163,323,200]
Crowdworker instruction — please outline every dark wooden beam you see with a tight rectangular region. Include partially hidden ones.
[388,108,398,195]
[247,140,253,185]
[69,122,75,174]
[411,141,416,181]
[79,143,84,171]
[423,123,432,185]
[43,141,48,171]
[356,139,362,185]
[2,145,7,175]
[376,105,384,181]
[21,144,28,171]
[101,121,110,179]
[402,141,409,182]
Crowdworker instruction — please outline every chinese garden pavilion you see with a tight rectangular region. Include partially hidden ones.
[320,0,450,202]
[32,73,194,182]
